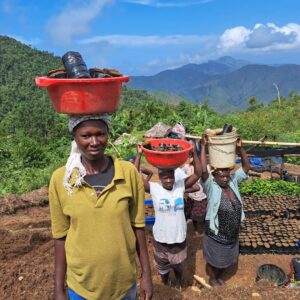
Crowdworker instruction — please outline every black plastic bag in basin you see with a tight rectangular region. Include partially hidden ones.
[62,51,91,78]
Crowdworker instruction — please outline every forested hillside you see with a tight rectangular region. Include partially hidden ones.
[129,58,300,112]
[0,35,299,195]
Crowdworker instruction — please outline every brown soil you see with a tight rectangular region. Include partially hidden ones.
[1,183,300,299]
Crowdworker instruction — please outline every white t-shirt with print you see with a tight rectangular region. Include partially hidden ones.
[150,180,186,244]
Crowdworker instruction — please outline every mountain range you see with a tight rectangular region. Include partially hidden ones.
[1,34,299,114]
[128,56,300,112]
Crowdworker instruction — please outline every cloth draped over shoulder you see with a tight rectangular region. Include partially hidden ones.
[63,140,86,194]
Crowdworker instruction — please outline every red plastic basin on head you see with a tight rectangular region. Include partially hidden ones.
[35,76,130,114]
[141,138,192,170]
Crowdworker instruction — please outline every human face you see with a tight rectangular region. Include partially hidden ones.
[159,170,175,190]
[73,120,108,161]
[213,169,231,188]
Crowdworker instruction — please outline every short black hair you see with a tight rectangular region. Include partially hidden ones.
[158,169,175,176]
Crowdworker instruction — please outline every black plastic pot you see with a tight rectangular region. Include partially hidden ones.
[256,264,287,287]
[62,51,91,78]
[216,124,233,135]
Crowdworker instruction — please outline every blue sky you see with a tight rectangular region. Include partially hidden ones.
[1,0,300,75]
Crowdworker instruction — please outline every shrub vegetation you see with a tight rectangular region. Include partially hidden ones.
[0,36,299,195]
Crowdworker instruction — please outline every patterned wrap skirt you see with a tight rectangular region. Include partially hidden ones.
[203,234,239,269]
[185,197,207,221]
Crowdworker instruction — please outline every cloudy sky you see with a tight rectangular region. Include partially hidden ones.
[1,0,300,75]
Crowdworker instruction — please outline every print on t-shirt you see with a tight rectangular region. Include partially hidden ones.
[159,199,170,211]
[158,197,184,212]
[174,197,184,211]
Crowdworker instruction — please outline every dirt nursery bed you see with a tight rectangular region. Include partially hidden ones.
[1,187,300,300]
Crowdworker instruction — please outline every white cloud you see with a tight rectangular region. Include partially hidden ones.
[219,23,300,52]
[246,25,296,49]
[78,34,209,46]
[45,0,114,46]
[121,0,214,8]
[219,26,251,49]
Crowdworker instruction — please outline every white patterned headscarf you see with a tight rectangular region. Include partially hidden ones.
[68,113,111,132]
[63,114,111,194]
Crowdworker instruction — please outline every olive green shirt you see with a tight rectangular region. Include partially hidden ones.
[49,157,145,300]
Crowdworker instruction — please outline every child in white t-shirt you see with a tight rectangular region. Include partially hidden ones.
[135,144,202,289]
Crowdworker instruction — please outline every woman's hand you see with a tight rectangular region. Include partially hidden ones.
[236,136,242,148]
[137,143,143,155]
[139,273,153,300]
[201,133,208,146]
[189,141,195,155]
[236,136,250,173]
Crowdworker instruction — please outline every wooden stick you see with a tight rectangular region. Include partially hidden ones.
[184,133,202,140]
[184,134,300,146]
[242,140,300,146]
[193,275,212,289]
[246,136,267,153]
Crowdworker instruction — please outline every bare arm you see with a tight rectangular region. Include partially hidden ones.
[134,146,142,171]
[54,238,67,300]
[133,227,153,300]
[185,183,200,193]
[237,138,250,174]
[140,166,153,181]
[142,178,150,194]
[200,134,209,182]
[184,145,202,189]
[135,144,150,193]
